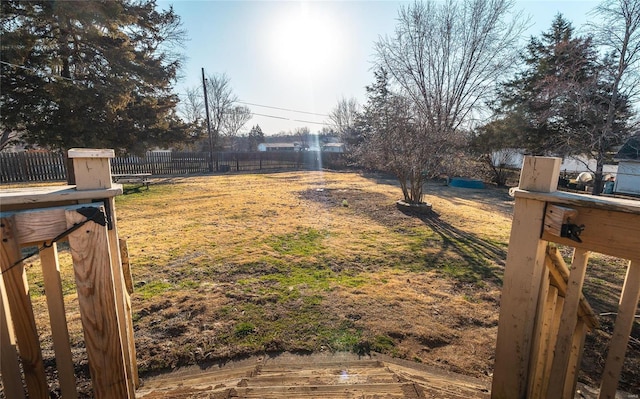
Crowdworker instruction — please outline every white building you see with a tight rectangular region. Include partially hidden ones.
[491,149,617,175]
[613,134,640,196]
[257,142,344,153]
[322,143,345,153]
[257,143,301,152]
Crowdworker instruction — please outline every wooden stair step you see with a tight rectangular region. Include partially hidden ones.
[235,382,419,398]
[139,364,257,389]
[239,371,400,387]
[258,359,385,372]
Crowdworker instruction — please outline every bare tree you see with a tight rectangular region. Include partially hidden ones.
[180,73,251,153]
[329,97,358,130]
[358,67,447,204]
[377,0,526,130]
[222,105,251,150]
[294,127,311,150]
[178,86,205,149]
[373,0,527,198]
[588,0,640,193]
[329,97,361,158]
[205,73,238,151]
[180,87,204,127]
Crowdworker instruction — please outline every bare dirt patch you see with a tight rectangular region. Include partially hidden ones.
[13,171,639,397]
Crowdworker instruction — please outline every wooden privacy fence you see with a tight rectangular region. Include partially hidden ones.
[1,149,137,398]
[0,151,67,182]
[492,156,640,399]
[0,150,347,182]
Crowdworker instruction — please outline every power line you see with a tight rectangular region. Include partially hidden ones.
[176,92,330,118]
[176,91,331,125]
[237,101,329,117]
[0,60,158,91]
[176,92,331,120]
[250,112,328,126]
[0,60,78,83]
[2,60,331,126]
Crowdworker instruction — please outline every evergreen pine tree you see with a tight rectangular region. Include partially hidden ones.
[492,14,631,158]
[248,125,264,152]
[1,0,188,153]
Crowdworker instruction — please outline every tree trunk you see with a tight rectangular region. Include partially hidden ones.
[399,177,410,202]
[409,172,423,204]
[591,158,604,195]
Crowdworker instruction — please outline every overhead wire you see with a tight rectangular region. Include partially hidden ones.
[237,101,329,117]
[176,92,331,125]
[0,60,78,83]
[2,60,331,126]
[249,111,327,126]
[1,60,174,93]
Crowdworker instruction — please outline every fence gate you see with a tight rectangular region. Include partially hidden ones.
[1,149,137,398]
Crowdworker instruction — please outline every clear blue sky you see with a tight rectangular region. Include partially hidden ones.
[157,0,600,136]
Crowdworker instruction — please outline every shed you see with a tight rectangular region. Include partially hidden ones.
[613,133,640,196]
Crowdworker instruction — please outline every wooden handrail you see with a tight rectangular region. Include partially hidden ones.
[492,156,640,399]
[0,149,137,398]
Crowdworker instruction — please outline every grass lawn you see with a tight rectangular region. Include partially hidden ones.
[19,170,639,394]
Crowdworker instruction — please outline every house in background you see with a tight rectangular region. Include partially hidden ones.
[322,143,345,153]
[613,133,640,196]
[491,149,618,176]
[257,142,345,153]
[257,142,301,152]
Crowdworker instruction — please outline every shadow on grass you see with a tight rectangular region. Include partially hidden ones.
[298,181,507,285]
[403,209,506,285]
[122,184,150,195]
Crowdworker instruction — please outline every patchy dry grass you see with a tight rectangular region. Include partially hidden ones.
[14,170,639,396]
[111,171,510,378]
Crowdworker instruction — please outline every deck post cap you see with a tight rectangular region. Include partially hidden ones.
[67,148,115,158]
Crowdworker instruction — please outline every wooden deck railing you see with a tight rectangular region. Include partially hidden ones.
[1,149,137,398]
[492,156,640,399]
[527,246,598,398]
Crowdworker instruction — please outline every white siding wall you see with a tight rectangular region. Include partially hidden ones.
[614,161,640,195]
[491,150,618,175]
[560,156,618,175]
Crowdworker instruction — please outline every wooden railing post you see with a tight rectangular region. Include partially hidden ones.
[1,217,48,398]
[39,243,78,398]
[599,260,640,399]
[67,148,114,190]
[67,148,138,395]
[0,270,26,399]
[491,156,561,399]
[66,207,129,398]
[546,248,590,397]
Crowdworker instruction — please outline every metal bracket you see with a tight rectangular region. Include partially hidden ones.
[91,199,113,230]
[77,206,108,227]
[40,206,107,251]
[561,223,585,243]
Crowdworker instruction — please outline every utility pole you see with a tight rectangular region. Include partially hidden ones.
[202,67,214,172]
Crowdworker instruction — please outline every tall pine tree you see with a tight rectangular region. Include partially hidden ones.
[490,14,631,162]
[1,0,188,153]
[247,124,264,152]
